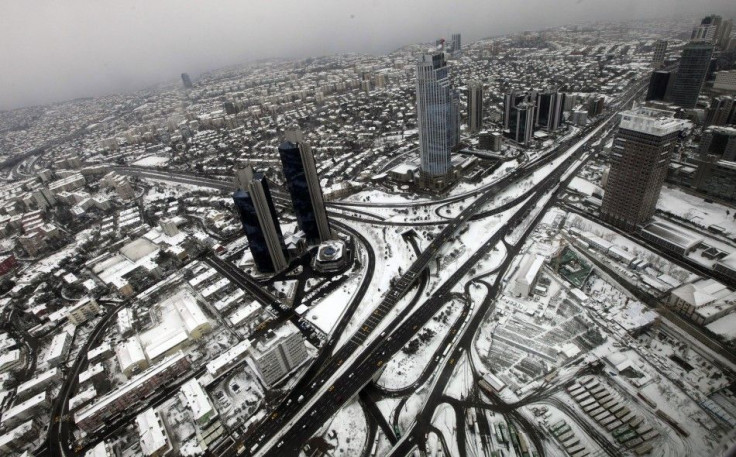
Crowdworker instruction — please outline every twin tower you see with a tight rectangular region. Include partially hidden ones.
[233,130,332,274]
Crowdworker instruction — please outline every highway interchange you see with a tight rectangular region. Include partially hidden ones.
[40,78,657,457]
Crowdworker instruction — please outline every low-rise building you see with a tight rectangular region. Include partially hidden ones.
[1,392,49,429]
[0,349,24,373]
[136,408,172,457]
[67,298,101,325]
[15,367,61,400]
[75,352,190,432]
[88,342,114,363]
[116,336,149,378]
[669,279,736,325]
[44,331,72,367]
[0,420,37,454]
[84,441,117,457]
[639,221,703,256]
[511,254,545,297]
[204,340,251,380]
[179,378,217,426]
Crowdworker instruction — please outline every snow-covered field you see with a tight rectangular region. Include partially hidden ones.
[319,400,368,457]
[658,185,736,237]
[377,299,463,390]
[133,154,170,167]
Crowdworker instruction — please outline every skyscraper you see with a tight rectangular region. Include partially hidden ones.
[668,42,714,108]
[646,71,671,101]
[652,40,668,68]
[536,92,565,131]
[601,107,688,232]
[699,126,736,161]
[415,52,459,183]
[181,73,193,89]
[451,33,461,53]
[717,19,733,49]
[467,80,483,134]
[233,173,287,273]
[507,102,535,146]
[706,96,736,126]
[278,130,332,244]
[503,91,533,131]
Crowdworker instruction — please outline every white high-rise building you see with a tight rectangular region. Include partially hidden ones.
[415,52,459,185]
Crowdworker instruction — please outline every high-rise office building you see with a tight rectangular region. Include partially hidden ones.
[668,42,714,108]
[415,52,459,182]
[601,107,688,232]
[451,33,461,53]
[181,73,193,89]
[233,173,287,273]
[536,92,565,131]
[706,96,736,126]
[692,24,718,43]
[467,81,483,134]
[646,71,671,101]
[278,130,332,244]
[503,91,533,131]
[717,19,733,49]
[652,40,668,68]
[507,102,535,146]
[248,322,309,387]
[692,15,722,44]
[699,126,736,161]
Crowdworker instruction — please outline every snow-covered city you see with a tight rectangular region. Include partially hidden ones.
[1,4,736,457]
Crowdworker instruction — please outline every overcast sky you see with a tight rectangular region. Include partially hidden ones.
[0,0,733,111]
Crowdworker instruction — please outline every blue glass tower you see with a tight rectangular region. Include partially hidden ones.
[278,133,332,244]
[233,173,287,273]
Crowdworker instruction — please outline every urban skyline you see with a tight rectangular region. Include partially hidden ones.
[2,7,736,457]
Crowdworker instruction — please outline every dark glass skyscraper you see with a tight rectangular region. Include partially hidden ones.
[181,73,193,89]
[233,173,287,273]
[507,102,535,146]
[278,132,332,244]
[646,71,671,101]
[668,42,714,108]
[536,92,564,131]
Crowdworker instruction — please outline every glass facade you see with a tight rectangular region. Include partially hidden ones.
[668,42,713,108]
[278,141,327,244]
[233,181,285,273]
[416,52,459,178]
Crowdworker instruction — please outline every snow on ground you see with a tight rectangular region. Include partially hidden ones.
[565,213,697,283]
[305,273,362,334]
[304,253,367,335]
[567,176,602,196]
[529,402,605,457]
[377,299,463,390]
[431,403,461,457]
[133,154,170,167]
[375,397,402,426]
[320,399,369,457]
[443,353,474,401]
[658,185,736,237]
[335,224,418,349]
[706,312,736,341]
[397,385,431,431]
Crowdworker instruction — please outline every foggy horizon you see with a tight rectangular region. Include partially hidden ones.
[1,0,734,111]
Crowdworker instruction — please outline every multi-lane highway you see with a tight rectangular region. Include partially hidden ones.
[236,108,625,457]
[72,78,649,457]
